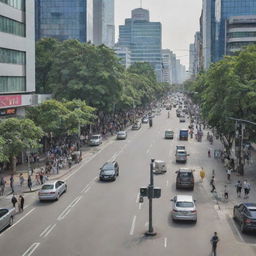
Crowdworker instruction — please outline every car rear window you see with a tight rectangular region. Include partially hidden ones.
[41,185,54,190]
[249,209,256,218]
[91,135,99,139]
[179,172,192,177]
[102,170,114,175]
[176,202,194,207]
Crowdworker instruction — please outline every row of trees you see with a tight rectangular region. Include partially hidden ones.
[185,45,256,150]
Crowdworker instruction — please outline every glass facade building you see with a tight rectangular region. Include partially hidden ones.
[35,0,93,42]
[118,8,162,82]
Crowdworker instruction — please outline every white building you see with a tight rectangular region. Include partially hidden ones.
[162,49,172,84]
[114,46,131,69]
[0,0,35,117]
[93,0,115,48]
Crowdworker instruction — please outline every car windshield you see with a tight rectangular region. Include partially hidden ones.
[176,202,194,208]
[91,135,99,140]
[118,132,125,135]
[249,209,256,218]
[41,185,54,190]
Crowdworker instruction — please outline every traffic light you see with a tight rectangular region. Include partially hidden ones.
[140,187,148,197]
[153,187,161,198]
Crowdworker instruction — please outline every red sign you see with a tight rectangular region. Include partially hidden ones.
[0,95,21,108]
[0,108,16,116]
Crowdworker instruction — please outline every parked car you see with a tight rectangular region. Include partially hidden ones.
[175,169,194,190]
[142,116,149,123]
[89,134,103,146]
[116,131,127,140]
[38,180,67,201]
[233,203,256,233]
[171,195,197,222]
[132,121,141,130]
[99,161,119,181]
[0,208,15,232]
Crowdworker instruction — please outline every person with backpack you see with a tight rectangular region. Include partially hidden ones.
[210,232,219,256]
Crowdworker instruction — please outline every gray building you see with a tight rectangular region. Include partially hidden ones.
[118,8,163,82]
[0,0,36,117]
[114,46,131,69]
[93,0,115,48]
[162,49,172,84]
[35,0,93,42]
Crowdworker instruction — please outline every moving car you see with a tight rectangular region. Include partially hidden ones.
[233,203,256,233]
[179,116,186,123]
[0,208,15,232]
[176,169,194,190]
[142,116,149,123]
[171,195,197,222]
[116,131,127,140]
[99,161,119,181]
[132,121,141,130]
[179,129,189,140]
[153,160,167,174]
[165,130,174,139]
[89,134,103,146]
[176,147,189,163]
[38,180,67,201]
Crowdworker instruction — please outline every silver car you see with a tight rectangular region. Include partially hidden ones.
[171,195,197,222]
[116,131,127,140]
[38,180,67,201]
[0,208,15,232]
[89,134,103,146]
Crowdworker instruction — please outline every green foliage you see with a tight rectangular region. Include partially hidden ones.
[0,136,8,162]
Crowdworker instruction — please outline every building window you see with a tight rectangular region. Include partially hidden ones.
[0,48,25,65]
[0,15,25,37]
[0,0,24,10]
[0,76,25,93]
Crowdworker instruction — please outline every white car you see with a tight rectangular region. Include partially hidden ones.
[38,180,67,201]
[171,195,197,222]
[116,131,127,140]
[0,208,15,232]
[89,134,103,146]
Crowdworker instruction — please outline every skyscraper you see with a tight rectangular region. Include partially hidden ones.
[35,0,93,42]
[118,8,163,82]
[93,0,115,48]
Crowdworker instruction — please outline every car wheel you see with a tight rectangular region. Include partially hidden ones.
[240,222,246,233]
[9,216,13,226]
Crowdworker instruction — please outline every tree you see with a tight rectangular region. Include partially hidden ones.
[0,118,43,173]
[0,136,8,162]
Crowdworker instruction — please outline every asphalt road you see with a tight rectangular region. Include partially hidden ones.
[1,106,256,256]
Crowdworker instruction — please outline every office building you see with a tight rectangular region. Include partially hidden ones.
[162,49,172,84]
[35,0,93,42]
[0,0,36,117]
[225,15,256,55]
[118,8,163,82]
[114,46,131,68]
[93,0,115,48]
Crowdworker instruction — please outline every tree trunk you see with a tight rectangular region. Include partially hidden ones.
[11,156,17,174]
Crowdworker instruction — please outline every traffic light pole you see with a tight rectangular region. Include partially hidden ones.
[145,159,156,236]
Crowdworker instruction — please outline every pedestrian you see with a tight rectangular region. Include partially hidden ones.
[19,173,24,187]
[18,195,24,212]
[226,168,231,182]
[210,176,216,193]
[235,180,242,197]
[10,174,14,193]
[11,194,17,209]
[208,149,211,158]
[39,171,44,185]
[27,175,32,191]
[0,176,6,196]
[243,180,251,199]
[200,167,206,182]
[210,232,219,256]
[224,185,228,200]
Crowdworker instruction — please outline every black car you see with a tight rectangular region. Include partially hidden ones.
[99,161,119,181]
[233,203,256,233]
[175,169,194,190]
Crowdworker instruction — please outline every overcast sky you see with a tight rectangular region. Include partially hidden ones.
[115,0,202,69]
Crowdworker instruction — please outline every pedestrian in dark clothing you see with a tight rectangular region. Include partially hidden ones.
[28,175,32,191]
[210,232,219,256]
[11,194,17,208]
[236,180,242,197]
[10,174,14,193]
[18,195,24,212]
[208,149,211,158]
[39,172,44,185]
[210,176,216,193]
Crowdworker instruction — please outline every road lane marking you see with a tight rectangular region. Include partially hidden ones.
[42,224,56,238]
[146,149,150,154]
[145,222,148,227]
[166,180,169,187]
[164,237,167,248]
[57,196,82,221]
[83,187,91,194]
[129,215,136,235]
[40,225,52,237]
[22,242,40,256]
[11,208,35,230]
[139,203,142,210]
[81,184,91,193]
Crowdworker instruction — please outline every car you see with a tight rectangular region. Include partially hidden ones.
[179,116,186,123]
[0,208,15,232]
[99,161,119,181]
[176,149,189,163]
[233,203,256,233]
[166,105,172,110]
[142,116,149,123]
[132,121,141,130]
[89,134,103,146]
[165,130,174,139]
[116,131,127,140]
[175,169,194,190]
[38,180,67,201]
[171,195,197,222]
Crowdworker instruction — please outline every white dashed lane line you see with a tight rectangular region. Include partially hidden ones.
[22,242,40,256]
[129,215,137,236]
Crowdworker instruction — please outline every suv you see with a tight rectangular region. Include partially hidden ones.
[175,169,194,190]
[99,161,119,181]
[132,121,141,130]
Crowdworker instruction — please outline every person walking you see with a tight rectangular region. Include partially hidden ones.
[200,167,206,182]
[224,185,228,200]
[208,149,211,158]
[226,168,231,182]
[210,176,216,193]
[235,180,242,197]
[10,174,14,193]
[0,176,6,196]
[19,173,24,187]
[27,175,32,192]
[210,232,219,256]
[11,194,17,209]
[243,180,251,199]
[18,195,24,212]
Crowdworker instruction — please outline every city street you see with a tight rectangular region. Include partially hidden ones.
[1,107,256,256]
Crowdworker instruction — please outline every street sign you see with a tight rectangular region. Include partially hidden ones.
[153,187,161,198]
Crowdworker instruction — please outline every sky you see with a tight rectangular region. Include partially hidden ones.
[115,0,202,69]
